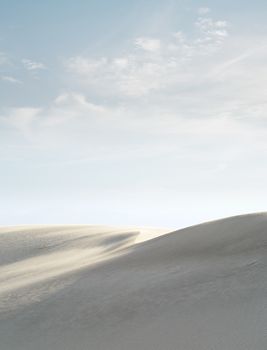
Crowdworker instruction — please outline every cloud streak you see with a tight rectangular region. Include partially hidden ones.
[1,75,22,84]
[22,59,46,71]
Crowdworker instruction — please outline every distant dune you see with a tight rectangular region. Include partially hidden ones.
[0,213,267,349]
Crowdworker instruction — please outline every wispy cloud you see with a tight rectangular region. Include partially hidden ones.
[43,92,106,126]
[1,75,22,84]
[0,92,106,136]
[1,107,41,135]
[22,59,46,71]
[195,16,228,44]
[135,37,161,52]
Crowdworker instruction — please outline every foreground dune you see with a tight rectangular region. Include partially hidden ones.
[0,213,267,349]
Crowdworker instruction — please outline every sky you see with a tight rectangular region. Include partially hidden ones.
[1,0,267,228]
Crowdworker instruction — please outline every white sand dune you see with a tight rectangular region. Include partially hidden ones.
[0,213,267,349]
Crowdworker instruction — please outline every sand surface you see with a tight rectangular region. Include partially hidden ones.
[0,214,267,349]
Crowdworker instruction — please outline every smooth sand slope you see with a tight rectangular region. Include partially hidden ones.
[0,214,267,349]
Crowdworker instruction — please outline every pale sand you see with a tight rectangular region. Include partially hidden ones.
[0,213,267,349]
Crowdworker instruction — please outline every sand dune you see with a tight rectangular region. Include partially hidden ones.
[0,214,267,349]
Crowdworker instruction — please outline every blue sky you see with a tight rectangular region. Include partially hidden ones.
[1,1,267,227]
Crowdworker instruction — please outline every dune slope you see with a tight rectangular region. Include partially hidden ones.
[0,214,267,349]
